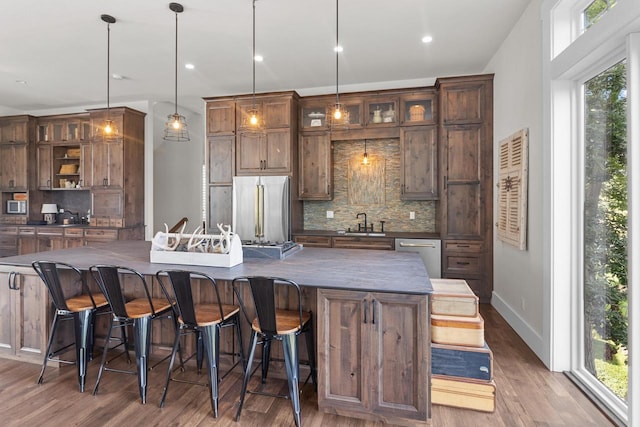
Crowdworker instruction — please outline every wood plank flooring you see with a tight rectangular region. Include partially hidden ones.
[0,305,613,426]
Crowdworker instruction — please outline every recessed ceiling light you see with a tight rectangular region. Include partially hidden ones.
[334,45,343,53]
[112,73,124,80]
[15,80,27,85]
[422,35,433,43]
[254,55,263,62]
[185,63,195,70]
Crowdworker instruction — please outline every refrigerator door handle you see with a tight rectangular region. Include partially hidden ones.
[255,184,264,238]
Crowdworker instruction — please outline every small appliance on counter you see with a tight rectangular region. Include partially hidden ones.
[6,199,27,214]
[232,175,301,259]
[41,204,58,225]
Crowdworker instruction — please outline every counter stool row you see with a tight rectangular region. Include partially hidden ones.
[32,260,316,427]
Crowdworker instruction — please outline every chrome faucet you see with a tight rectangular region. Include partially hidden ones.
[356,212,368,232]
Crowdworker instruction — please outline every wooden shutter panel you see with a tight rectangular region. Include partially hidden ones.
[497,129,528,250]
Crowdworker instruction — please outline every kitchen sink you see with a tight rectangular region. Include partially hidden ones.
[342,232,386,237]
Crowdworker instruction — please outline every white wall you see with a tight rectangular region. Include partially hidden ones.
[151,102,204,237]
[483,0,548,364]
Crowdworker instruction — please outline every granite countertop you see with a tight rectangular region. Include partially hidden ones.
[294,229,441,239]
[0,240,432,295]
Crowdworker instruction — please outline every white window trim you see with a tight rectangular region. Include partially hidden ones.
[543,0,640,424]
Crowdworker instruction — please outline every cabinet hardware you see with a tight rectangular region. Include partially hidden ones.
[103,178,108,186]
[401,184,405,194]
[443,176,447,189]
[457,244,470,248]
[47,179,51,188]
[8,271,19,290]
[363,300,368,324]
[371,299,376,325]
[456,261,470,265]
[399,242,436,248]
[9,179,14,188]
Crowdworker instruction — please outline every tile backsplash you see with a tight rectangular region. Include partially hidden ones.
[303,139,437,233]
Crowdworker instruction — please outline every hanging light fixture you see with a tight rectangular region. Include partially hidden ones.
[327,0,349,130]
[362,140,369,165]
[164,2,190,142]
[100,14,119,142]
[243,0,264,132]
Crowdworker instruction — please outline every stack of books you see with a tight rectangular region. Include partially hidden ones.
[429,278,496,412]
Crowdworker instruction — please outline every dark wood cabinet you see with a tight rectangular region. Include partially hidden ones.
[0,144,28,191]
[206,101,235,135]
[332,236,395,250]
[0,116,31,144]
[437,75,493,302]
[37,114,91,143]
[236,129,291,174]
[400,126,438,200]
[298,131,332,200]
[293,235,332,248]
[317,288,430,425]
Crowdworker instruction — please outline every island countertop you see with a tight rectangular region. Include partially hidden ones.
[0,240,432,295]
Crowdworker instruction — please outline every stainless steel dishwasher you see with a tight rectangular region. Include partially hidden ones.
[395,238,441,278]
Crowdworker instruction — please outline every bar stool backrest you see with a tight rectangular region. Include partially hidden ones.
[90,265,157,319]
[233,276,304,338]
[32,260,91,312]
[159,270,225,327]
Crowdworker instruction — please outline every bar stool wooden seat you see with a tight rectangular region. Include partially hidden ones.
[89,264,174,404]
[32,260,109,392]
[232,276,316,427]
[156,270,245,417]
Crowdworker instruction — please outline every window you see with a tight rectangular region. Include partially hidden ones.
[582,60,627,403]
[582,0,617,31]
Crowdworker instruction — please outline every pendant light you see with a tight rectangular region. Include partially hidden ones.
[243,0,264,132]
[362,140,369,165]
[100,14,119,142]
[164,2,190,142]
[327,0,349,130]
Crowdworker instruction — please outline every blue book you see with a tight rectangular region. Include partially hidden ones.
[431,341,493,381]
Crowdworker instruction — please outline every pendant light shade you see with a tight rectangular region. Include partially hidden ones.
[362,140,369,165]
[164,2,190,142]
[327,0,349,131]
[99,14,119,142]
[243,0,264,132]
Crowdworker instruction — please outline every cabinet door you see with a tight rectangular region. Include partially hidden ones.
[264,98,291,128]
[264,129,290,173]
[90,141,123,188]
[441,83,485,125]
[91,189,123,219]
[208,186,232,228]
[236,132,263,174]
[15,270,49,360]
[37,144,52,189]
[369,292,429,420]
[317,289,369,413]
[18,236,37,255]
[299,132,332,200]
[400,126,437,200]
[0,119,28,144]
[0,144,28,191]
[0,270,16,355]
[207,101,235,134]
[441,126,483,239]
[209,135,234,185]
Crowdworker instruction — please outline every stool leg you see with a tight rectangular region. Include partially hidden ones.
[282,333,301,427]
[304,319,317,386]
[133,316,152,404]
[261,338,272,383]
[201,324,220,418]
[38,311,60,385]
[234,316,246,372]
[74,309,92,392]
[93,315,115,396]
[160,325,182,408]
[236,330,258,422]
[196,331,204,374]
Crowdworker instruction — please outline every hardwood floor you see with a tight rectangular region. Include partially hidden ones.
[0,305,613,426]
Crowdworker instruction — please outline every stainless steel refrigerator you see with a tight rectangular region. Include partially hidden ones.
[232,175,291,243]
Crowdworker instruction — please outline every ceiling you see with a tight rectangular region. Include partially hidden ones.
[1,0,530,115]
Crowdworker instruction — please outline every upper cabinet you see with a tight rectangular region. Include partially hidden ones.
[400,126,438,200]
[206,100,235,135]
[298,131,333,200]
[440,81,485,125]
[37,113,91,143]
[365,96,398,127]
[0,116,33,144]
[400,92,437,126]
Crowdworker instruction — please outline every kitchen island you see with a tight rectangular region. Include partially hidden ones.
[0,241,432,426]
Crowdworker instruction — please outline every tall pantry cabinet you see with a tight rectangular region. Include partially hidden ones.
[437,75,494,302]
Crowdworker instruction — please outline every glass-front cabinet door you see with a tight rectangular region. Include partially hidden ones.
[365,97,398,127]
[400,92,437,125]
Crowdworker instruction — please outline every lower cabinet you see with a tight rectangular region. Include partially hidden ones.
[317,289,430,425]
[0,266,50,363]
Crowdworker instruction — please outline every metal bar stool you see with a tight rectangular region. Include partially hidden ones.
[32,260,109,392]
[232,276,316,427]
[156,270,245,417]
[90,264,174,404]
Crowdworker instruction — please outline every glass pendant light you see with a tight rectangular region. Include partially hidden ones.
[362,140,369,165]
[164,2,190,142]
[327,0,349,130]
[100,14,119,142]
[243,0,264,132]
